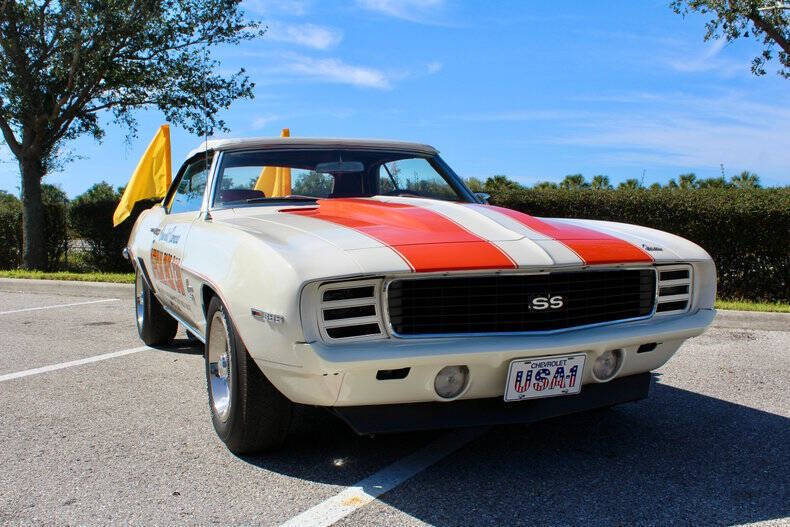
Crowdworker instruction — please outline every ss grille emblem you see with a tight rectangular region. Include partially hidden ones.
[528,294,565,311]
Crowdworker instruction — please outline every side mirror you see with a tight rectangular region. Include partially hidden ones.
[474,192,490,204]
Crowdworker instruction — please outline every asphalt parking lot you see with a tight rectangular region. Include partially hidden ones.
[1,280,788,527]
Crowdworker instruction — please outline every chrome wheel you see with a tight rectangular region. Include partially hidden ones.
[135,271,145,331]
[208,310,233,423]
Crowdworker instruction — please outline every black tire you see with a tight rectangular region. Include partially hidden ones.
[204,296,293,454]
[135,267,178,346]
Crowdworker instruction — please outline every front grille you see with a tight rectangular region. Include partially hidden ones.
[387,269,656,336]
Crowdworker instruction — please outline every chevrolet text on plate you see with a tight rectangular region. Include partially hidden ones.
[118,129,716,454]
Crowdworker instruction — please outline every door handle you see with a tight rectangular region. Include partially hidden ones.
[150,227,161,235]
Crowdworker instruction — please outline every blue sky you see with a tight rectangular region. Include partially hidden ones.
[2,0,789,197]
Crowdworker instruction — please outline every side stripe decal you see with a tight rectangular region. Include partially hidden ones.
[487,206,653,264]
[284,199,517,272]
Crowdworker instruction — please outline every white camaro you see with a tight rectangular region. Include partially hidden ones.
[126,137,716,453]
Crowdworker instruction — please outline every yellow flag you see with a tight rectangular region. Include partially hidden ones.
[113,125,172,226]
[254,128,291,197]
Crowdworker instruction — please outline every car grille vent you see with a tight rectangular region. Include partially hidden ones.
[387,269,657,336]
[318,280,384,341]
[655,265,692,314]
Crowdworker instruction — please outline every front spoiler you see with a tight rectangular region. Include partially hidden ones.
[331,372,652,435]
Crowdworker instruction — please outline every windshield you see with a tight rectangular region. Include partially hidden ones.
[211,149,472,207]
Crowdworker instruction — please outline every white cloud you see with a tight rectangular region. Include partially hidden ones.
[265,22,342,49]
[283,55,391,89]
[426,61,443,74]
[544,92,790,175]
[666,38,744,76]
[356,0,444,23]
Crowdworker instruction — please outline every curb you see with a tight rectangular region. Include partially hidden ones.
[712,309,790,332]
[0,278,134,299]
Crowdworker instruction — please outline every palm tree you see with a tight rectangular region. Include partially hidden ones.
[559,174,588,190]
[591,175,612,190]
[697,177,730,188]
[668,173,698,189]
[730,171,761,189]
[533,181,559,189]
[649,182,663,190]
[618,178,642,190]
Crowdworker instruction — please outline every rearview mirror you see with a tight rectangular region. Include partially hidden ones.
[315,161,364,173]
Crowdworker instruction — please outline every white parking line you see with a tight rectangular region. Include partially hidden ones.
[0,346,150,382]
[280,427,488,527]
[0,298,118,315]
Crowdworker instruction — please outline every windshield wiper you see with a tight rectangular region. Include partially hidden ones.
[244,196,318,203]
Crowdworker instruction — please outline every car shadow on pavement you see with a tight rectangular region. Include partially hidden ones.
[154,338,203,356]
[241,375,789,526]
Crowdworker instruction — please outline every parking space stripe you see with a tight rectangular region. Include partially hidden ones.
[0,298,118,315]
[279,427,488,527]
[0,346,150,382]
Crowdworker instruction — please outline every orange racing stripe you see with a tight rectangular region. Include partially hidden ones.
[488,206,653,264]
[284,199,516,272]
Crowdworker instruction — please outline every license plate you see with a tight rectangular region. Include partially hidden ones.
[504,354,586,402]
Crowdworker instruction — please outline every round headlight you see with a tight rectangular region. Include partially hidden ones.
[592,349,623,382]
[434,365,469,399]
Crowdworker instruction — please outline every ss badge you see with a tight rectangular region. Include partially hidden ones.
[528,294,565,311]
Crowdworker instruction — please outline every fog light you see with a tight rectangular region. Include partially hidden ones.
[434,365,469,399]
[592,349,623,381]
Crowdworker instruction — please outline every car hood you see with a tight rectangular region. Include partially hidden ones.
[216,197,710,277]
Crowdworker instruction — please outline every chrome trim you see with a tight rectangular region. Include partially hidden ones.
[162,304,206,343]
[317,279,386,342]
[382,266,660,339]
[654,264,693,316]
[251,307,285,324]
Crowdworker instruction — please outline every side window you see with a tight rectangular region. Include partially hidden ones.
[169,157,211,214]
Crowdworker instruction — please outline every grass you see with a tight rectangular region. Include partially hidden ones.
[0,269,135,284]
[715,299,790,313]
[1,270,788,312]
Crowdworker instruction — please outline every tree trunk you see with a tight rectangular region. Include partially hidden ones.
[19,156,47,270]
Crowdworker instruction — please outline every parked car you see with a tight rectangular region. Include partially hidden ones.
[125,137,716,453]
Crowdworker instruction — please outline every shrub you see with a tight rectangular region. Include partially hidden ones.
[41,184,70,271]
[489,187,790,302]
[0,191,22,269]
[0,186,68,271]
[69,182,155,272]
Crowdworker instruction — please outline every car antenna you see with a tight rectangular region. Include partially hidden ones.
[202,11,212,222]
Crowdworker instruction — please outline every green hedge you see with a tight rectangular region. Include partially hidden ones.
[0,182,151,273]
[489,187,790,302]
[0,186,68,271]
[0,191,22,269]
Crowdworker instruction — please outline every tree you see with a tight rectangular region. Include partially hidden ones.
[0,1,259,269]
[484,175,523,194]
[697,176,731,188]
[671,0,789,78]
[618,178,642,190]
[591,175,612,190]
[292,171,333,196]
[669,173,699,189]
[559,174,588,190]
[730,170,762,188]
[464,177,485,193]
[649,182,663,190]
[533,181,559,189]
